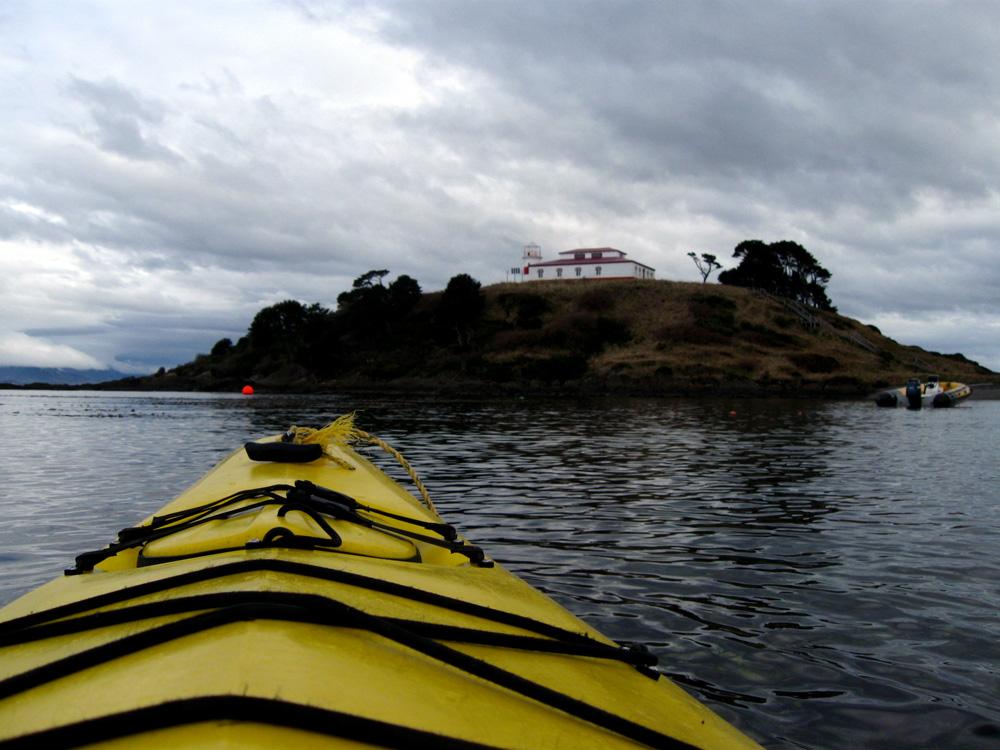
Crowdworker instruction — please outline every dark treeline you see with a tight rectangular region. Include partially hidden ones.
[164,265,637,388]
[179,270,491,386]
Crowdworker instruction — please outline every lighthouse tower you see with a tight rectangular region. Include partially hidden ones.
[508,243,542,282]
[520,243,541,281]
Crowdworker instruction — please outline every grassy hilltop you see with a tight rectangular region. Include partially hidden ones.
[113,279,995,397]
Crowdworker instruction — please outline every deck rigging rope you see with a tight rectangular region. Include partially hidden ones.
[69,482,478,573]
[290,413,438,514]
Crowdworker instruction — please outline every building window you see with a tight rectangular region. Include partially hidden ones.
[537,269,544,278]
[574,252,584,259]
[556,268,563,278]
[591,252,602,259]
[575,267,582,277]
[595,266,602,276]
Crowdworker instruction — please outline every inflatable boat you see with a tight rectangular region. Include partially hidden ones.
[874,375,971,408]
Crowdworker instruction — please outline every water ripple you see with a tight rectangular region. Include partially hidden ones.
[1,392,998,748]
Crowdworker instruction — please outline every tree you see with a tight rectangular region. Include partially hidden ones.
[718,240,835,311]
[687,252,722,283]
[299,302,339,373]
[352,269,389,289]
[248,300,335,363]
[210,337,233,357]
[249,300,310,357]
[387,274,422,316]
[337,270,424,342]
[438,273,484,348]
[337,270,391,334]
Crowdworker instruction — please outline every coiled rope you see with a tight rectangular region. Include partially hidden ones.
[288,413,437,514]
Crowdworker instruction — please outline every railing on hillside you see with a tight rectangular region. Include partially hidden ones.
[752,288,880,354]
[837,328,880,354]
[782,297,822,332]
[909,355,935,371]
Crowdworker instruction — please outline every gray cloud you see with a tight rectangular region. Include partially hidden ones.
[1,1,998,371]
[68,77,181,163]
[370,1,1000,206]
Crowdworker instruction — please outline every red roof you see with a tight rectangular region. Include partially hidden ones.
[556,246,627,257]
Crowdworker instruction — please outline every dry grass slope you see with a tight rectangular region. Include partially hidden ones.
[480,280,995,395]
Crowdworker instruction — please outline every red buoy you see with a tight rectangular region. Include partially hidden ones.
[241,385,254,395]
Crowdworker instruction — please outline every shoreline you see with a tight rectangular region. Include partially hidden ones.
[5,377,999,399]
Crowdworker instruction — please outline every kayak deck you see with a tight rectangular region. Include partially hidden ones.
[0,418,762,749]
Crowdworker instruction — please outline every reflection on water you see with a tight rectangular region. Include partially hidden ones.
[1,391,998,749]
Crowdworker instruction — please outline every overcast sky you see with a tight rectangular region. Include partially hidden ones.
[2,1,999,374]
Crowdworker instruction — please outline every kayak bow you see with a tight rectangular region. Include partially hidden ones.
[0,415,763,749]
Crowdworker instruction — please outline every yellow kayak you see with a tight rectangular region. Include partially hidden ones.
[0,415,763,749]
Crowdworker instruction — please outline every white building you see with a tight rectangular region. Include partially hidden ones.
[514,245,655,282]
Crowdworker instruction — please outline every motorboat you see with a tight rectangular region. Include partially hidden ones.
[874,375,972,408]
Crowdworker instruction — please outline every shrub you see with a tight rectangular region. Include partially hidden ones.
[542,313,630,356]
[655,323,729,346]
[575,287,615,313]
[520,354,588,383]
[691,293,736,310]
[739,323,802,349]
[491,328,547,350]
[789,353,840,373]
[688,295,736,336]
[496,292,549,329]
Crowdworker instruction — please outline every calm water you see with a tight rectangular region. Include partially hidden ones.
[0,390,998,749]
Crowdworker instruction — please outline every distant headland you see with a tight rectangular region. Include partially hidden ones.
[8,274,992,398]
